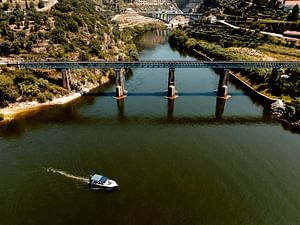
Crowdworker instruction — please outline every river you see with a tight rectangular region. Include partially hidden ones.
[0,31,299,225]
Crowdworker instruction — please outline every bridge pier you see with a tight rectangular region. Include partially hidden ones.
[115,68,127,99]
[62,68,71,91]
[270,68,282,83]
[217,69,230,99]
[167,68,177,99]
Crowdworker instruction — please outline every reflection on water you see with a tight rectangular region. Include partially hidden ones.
[135,30,171,50]
[215,98,226,119]
[167,99,175,120]
[0,92,278,139]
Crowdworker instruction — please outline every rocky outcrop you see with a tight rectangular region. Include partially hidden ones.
[270,99,286,117]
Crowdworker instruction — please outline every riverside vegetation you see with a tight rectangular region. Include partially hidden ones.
[169,10,300,125]
[0,0,163,112]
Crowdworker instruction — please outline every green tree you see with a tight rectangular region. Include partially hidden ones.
[38,0,45,9]
[29,1,35,10]
[287,4,299,21]
[50,28,67,44]
[3,2,9,11]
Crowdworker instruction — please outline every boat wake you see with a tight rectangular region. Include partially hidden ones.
[45,167,89,183]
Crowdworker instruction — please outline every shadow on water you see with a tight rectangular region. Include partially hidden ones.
[0,94,278,139]
[84,91,246,97]
[0,97,94,139]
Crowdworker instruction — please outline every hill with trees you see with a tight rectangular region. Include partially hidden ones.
[0,0,161,111]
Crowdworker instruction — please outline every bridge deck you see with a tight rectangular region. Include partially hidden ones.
[5,60,300,69]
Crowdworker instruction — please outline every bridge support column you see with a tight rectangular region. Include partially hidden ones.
[217,69,230,99]
[115,68,126,99]
[62,68,71,91]
[270,68,281,83]
[167,68,177,99]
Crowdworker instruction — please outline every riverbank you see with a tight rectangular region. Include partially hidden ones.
[169,27,300,127]
[0,93,81,122]
[0,15,165,123]
[193,49,277,104]
[192,46,300,130]
[0,74,110,122]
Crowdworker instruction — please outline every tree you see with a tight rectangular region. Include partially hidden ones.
[50,28,67,44]
[38,0,45,9]
[287,4,299,20]
[29,1,35,10]
[25,0,29,10]
[291,4,299,21]
[3,2,9,11]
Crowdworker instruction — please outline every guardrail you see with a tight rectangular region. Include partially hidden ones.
[5,60,300,69]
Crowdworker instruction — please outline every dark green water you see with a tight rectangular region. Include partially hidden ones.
[0,31,300,225]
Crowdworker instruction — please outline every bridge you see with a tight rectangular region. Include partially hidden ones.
[5,60,300,100]
[6,60,300,69]
[138,11,202,23]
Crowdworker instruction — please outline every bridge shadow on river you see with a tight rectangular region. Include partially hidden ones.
[0,91,285,139]
[84,91,246,97]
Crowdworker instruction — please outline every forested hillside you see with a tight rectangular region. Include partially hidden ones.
[0,0,139,60]
[0,0,142,108]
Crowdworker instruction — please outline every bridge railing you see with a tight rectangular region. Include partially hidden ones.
[5,60,300,69]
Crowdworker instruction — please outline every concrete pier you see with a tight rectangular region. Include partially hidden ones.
[217,69,230,99]
[167,68,177,99]
[62,68,71,91]
[115,68,126,99]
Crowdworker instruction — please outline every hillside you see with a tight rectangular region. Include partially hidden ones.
[0,0,139,61]
[0,0,149,111]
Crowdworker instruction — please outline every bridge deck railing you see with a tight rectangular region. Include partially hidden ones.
[5,60,300,69]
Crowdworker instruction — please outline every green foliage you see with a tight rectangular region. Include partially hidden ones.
[79,51,90,61]
[48,49,67,59]
[0,69,70,106]
[2,3,9,11]
[0,75,19,103]
[37,92,53,102]
[38,0,45,9]
[289,4,299,21]
[170,25,300,122]
[29,1,35,10]
[88,40,102,57]
[50,28,67,44]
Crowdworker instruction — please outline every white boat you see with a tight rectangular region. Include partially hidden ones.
[88,174,118,191]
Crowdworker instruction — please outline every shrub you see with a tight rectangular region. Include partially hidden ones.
[38,0,45,9]
[37,92,53,102]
